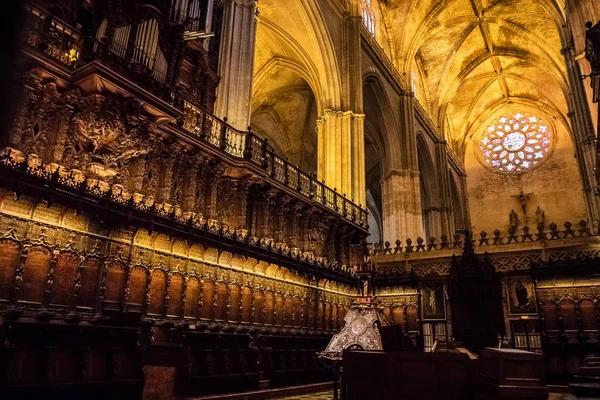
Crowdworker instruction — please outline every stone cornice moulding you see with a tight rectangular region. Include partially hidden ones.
[383,169,421,181]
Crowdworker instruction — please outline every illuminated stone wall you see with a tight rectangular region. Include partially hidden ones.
[465,107,587,234]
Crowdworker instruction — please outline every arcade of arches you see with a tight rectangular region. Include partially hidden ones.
[3,0,600,398]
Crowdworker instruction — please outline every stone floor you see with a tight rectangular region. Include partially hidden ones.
[272,391,597,400]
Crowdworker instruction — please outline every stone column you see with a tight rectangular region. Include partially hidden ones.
[316,110,365,205]
[435,139,455,236]
[382,170,425,243]
[562,40,600,231]
[214,0,257,130]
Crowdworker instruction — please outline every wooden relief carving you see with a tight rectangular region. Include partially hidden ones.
[302,299,310,328]
[332,303,339,330]
[6,350,39,384]
[102,259,127,309]
[275,293,284,326]
[579,299,598,331]
[559,300,578,331]
[383,306,392,324]
[215,281,228,321]
[184,276,200,318]
[125,266,148,313]
[49,247,81,309]
[82,351,107,381]
[265,291,275,325]
[325,302,332,330]
[284,295,293,326]
[241,286,253,323]
[201,280,215,320]
[76,254,103,311]
[228,283,241,322]
[18,243,53,305]
[167,273,184,317]
[406,305,419,331]
[0,230,21,302]
[148,269,167,316]
[293,297,302,327]
[317,301,325,330]
[253,290,264,324]
[47,349,74,383]
[392,306,405,328]
[541,301,559,332]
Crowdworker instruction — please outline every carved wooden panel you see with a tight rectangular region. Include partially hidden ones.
[103,260,126,307]
[559,300,578,331]
[332,304,339,330]
[325,302,332,330]
[284,296,293,326]
[294,297,302,327]
[113,350,137,379]
[18,246,52,304]
[77,256,102,310]
[275,294,284,326]
[241,287,253,323]
[167,274,184,317]
[406,305,418,331]
[127,268,148,312]
[541,301,559,331]
[228,284,241,322]
[184,277,200,318]
[47,349,75,383]
[309,298,317,328]
[0,237,21,302]
[254,290,265,324]
[215,282,228,320]
[265,291,275,325]
[201,280,215,319]
[82,351,107,381]
[579,299,597,331]
[148,269,167,316]
[7,350,39,384]
[317,301,325,330]
[392,306,405,328]
[49,251,80,308]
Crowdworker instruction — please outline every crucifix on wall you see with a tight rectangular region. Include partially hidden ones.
[511,191,533,223]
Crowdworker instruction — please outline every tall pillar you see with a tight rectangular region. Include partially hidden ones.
[316,110,365,205]
[435,140,455,236]
[380,90,425,242]
[314,0,366,207]
[214,0,257,130]
[382,170,425,243]
[562,36,600,232]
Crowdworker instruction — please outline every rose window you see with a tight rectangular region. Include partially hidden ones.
[478,112,554,173]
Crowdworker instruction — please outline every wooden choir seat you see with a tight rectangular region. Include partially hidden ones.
[0,321,143,400]
[175,332,259,397]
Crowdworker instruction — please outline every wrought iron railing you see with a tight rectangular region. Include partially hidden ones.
[181,101,369,227]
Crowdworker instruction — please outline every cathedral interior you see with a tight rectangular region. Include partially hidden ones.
[2,0,600,399]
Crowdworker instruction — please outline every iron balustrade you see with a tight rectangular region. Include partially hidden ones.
[182,101,368,227]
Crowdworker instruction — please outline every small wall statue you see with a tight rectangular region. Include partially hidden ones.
[535,206,545,229]
[509,209,519,233]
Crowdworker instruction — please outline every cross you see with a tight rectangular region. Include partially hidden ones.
[511,191,533,217]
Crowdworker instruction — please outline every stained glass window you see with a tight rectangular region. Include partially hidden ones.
[362,0,376,36]
[478,112,554,173]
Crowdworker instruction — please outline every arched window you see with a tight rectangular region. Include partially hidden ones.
[477,112,555,174]
[362,0,376,36]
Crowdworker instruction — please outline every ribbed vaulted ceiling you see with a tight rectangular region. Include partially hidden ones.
[380,0,568,153]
